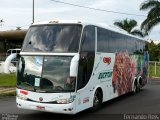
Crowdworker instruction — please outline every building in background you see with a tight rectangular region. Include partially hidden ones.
[0,29,27,61]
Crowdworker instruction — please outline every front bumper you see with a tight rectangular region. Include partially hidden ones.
[16,97,76,114]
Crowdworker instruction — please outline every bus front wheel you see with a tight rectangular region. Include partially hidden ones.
[91,89,102,111]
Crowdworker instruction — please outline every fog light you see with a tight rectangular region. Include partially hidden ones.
[68,108,73,111]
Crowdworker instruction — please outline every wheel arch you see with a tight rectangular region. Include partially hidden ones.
[90,85,103,111]
[91,86,103,106]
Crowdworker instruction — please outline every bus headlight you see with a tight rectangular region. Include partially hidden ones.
[56,98,74,104]
[17,94,27,100]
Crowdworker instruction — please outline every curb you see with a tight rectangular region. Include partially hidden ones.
[0,87,16,95]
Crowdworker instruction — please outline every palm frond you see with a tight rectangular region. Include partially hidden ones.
[140,0,160,33]
[141,17,160,33]
[146,18,160,31]
[131,29,146,37]
[114,22,124,28]
[114,19,137,33]
[147,7,160,18]
[141,17,151,30]
[140,0,160,10]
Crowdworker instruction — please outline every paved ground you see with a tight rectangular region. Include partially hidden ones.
[0,79,160,120]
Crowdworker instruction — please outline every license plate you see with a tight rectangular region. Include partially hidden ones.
[36,106,45,110]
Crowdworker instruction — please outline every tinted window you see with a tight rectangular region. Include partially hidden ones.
[111,32,127,52]
[134,39,145,54]
[97,27,127,52]
[127,37,135,53]
[81,25,95,52]
[77,25,95,90]
[22,24,82,53]
[97,28,109,52]
[97,27,147,54]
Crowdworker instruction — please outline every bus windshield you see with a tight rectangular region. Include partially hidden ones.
[17,56,75,92]
[22,24,82,52]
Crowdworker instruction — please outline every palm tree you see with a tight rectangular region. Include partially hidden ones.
[140,0,160,33]
[114,19,146,37]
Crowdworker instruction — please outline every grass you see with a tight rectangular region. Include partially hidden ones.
[0,73,16,96]
[149,63,160,78]
[0,73,16,87]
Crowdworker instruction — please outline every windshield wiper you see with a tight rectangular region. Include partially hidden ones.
[19,82,36,92]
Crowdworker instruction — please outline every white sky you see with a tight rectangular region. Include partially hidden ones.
[0,0,159,40]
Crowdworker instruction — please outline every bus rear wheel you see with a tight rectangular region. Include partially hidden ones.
[132,81,138,95]
[91,89,102,111]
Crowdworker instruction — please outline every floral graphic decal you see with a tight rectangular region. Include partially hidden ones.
[112,52,148,96]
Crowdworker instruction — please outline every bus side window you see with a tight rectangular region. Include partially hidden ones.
[144,42,149,51]
[77,25,95,90]
[80,26,95,52]
[97,27,109,52]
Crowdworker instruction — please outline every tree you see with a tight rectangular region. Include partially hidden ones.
[140,0,160,33]
[148,41,160,61]
[114,19,146,37]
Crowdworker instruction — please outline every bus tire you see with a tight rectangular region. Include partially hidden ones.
[132,81,138,95]
[90,89,102,111]
[138,77,143,91]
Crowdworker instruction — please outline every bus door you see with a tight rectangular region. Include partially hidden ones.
[76,25,95,112]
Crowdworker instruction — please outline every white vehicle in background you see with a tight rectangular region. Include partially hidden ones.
[0,49,20,73]
[6,49,21,61]
[7,48,21,54]
[16,20,149,114]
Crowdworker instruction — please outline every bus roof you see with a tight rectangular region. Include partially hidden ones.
[32,20,146,42]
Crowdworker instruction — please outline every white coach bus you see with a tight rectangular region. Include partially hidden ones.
[16,20,149,114]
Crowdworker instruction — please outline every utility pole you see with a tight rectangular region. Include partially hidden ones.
[0,19,4,27]
[32,0,35,23]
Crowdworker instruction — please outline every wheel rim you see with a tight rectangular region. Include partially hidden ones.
[133,85,136,92]
[133,83,137,93]
[93,91,100,107]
